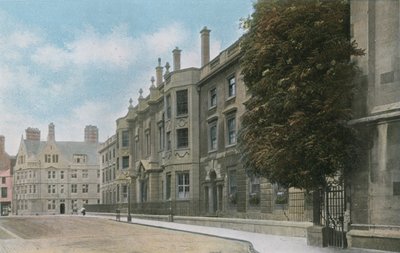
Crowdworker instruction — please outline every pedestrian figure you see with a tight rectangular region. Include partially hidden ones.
[80,207,86,216]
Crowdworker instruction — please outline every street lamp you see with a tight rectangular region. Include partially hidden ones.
[117,171,134,222]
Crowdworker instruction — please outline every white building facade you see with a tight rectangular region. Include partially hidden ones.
[13,124,100,215]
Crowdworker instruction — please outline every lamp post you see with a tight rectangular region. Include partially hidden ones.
[117,171,134,223]
[127,177,132,222]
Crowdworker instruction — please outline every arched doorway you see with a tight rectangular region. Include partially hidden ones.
[60,203,65,214]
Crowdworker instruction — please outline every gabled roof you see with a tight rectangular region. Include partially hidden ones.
[24,140,46,158]
[23,140,99,166]
[57,142,99,165]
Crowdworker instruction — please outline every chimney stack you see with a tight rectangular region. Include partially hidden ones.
[172,47,181,71]
[25,127,41,141]
[200,26,211,67]
[156,58,163,86]
[84,125,98,143]
[47,123,55,141]
[0,135,4,155]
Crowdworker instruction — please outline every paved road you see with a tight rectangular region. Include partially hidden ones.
[90,214,394,253]
[0,215,252,253]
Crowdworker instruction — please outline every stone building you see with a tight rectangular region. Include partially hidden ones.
[114,47,202,215]
[99,134,117,204]
[99,27,309,220]
[347,1,400,251]
[13,123,100,215]
[0,136,15,216]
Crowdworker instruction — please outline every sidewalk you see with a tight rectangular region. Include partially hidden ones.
[87,214,393,253]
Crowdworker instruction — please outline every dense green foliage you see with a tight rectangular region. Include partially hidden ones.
[239,0,364,190]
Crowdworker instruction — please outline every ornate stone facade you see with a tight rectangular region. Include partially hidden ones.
[105,27,309,220]
[347,1,400,251]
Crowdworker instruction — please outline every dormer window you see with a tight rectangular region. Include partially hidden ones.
[45,154,51,163]
[73,154,87,164]
[52,154,58,163]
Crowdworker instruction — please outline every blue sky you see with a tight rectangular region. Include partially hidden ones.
[0,0,254,154]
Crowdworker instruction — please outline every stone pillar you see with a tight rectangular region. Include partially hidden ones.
[200,26,211,67]
[208,186,213,213]
[261,180,273,213]
[156,58,163,86]
[377,122,387,172]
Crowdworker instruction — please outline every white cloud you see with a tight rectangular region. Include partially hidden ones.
[32,25,139,70]
[0,15,224,156]
[10,31,42,49]
[55,101,119,142]
[67,27,138,69]
[0,65,41,93]
[31,45,69,70]
[141,22,187,56]
[181,37,222,68]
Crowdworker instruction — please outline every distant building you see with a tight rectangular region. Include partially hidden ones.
[13,123,100,215]
[0,136,15,216]
[99,135,117,204]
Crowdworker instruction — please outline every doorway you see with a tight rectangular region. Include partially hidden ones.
[60,203,65,214]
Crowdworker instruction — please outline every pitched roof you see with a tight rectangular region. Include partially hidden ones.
[24,140,46,158]
[57,142,99,165]
[23,140,99,165]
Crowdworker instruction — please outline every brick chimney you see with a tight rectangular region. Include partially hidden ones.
[200,26,211,67]
[0,135,4,155]
[47,123,55,141]
[84,125,98,143]
[25,127,41,141]
[172,47,181,71]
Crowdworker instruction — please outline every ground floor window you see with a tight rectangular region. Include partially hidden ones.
[1,187,7,198]
[71,199,77,212]
[122,185,128,202]
[47,200,56,210]
[249,175,261,206]
[228,169,237,205]
[177,172,190,199]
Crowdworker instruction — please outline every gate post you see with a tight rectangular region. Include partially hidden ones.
[307,189,327,247]
[312,190,321,225]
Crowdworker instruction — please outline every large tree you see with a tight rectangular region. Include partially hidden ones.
[239,0,364,191]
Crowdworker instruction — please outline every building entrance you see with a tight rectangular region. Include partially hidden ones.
[60,203,65,214]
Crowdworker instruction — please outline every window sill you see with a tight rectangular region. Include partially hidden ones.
[176,114,188,119]
[225,143,237,149]
[176,198,190,201]
[226,96,236,102]
[208,149,217,154]
[176,147,190,151]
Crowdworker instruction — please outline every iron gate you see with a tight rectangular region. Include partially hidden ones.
[320,184,347,248]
